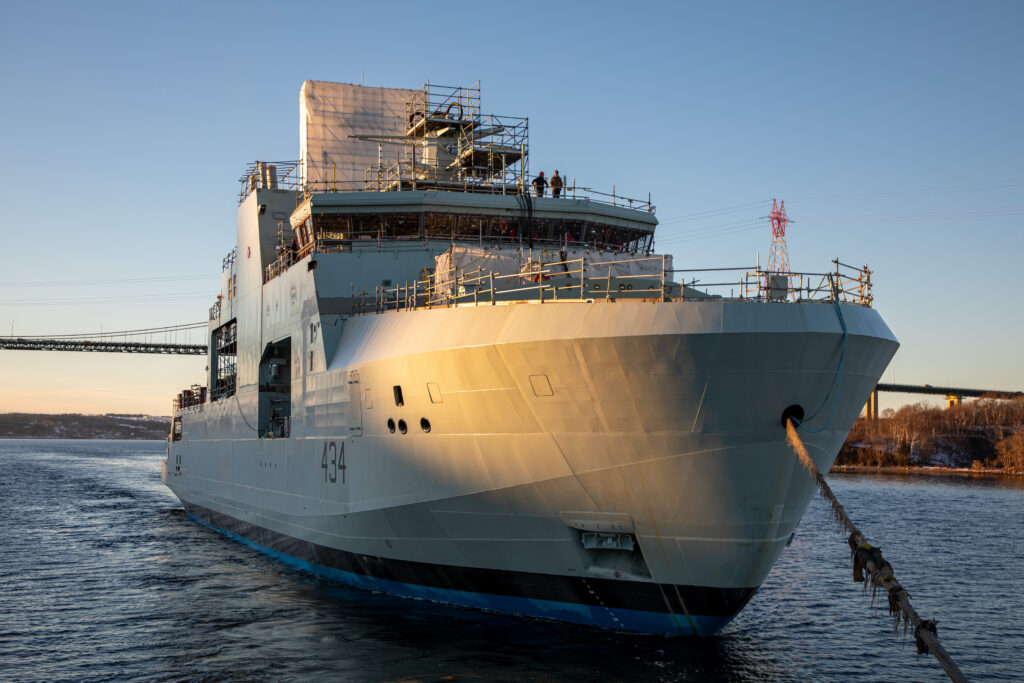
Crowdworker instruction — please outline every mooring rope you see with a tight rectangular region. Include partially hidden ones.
[785,421,968,682]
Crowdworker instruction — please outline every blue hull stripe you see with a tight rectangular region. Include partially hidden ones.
[188,513,738,636]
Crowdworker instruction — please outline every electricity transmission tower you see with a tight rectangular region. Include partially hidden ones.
[766,199,790,275]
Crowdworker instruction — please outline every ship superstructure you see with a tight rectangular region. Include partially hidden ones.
[163,81,898,635]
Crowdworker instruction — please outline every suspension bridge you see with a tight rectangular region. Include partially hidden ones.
[2,325,1018,411]
[0,323,207,355]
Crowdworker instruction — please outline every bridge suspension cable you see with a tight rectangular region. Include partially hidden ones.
[12,322,208,341]
[0,322,208,355]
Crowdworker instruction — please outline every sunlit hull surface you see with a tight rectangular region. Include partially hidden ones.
[166,299,897,635]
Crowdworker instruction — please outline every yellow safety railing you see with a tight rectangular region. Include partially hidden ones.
[352,256,873,314]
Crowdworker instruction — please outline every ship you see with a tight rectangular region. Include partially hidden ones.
[162,80,898,635]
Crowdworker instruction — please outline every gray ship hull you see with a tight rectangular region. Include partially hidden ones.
[166,299,897,634]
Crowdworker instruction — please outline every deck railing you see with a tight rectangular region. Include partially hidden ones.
[238,159,654,212]
[352,257,872,314]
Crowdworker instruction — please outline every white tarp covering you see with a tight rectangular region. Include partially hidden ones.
[535,247,671,280]
[434,246,523,297]
[433,246,672,298]
[300,81,415,189]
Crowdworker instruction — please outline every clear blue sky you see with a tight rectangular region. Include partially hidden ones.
[1,1,1021,415]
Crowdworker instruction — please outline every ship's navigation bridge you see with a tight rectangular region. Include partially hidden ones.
[236,80,653,215]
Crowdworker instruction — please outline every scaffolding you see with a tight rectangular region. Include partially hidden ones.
[363,82,529,194]
[239,161,302,204]
[250,81,650,208]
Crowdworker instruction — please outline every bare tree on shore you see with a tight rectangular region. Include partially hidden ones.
[838,396,1024,472]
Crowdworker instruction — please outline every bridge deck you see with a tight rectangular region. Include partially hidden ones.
[0,339,205,355]
[876,382,1020,398]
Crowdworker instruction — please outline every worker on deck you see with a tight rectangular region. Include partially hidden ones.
[550,170,564,198]
[532,171,547,197]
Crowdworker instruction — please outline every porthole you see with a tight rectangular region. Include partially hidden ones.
[387,418,396,433]
[420,417,431,433]
[398,419,408,434]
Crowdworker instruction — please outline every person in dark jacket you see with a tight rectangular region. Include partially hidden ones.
[550,170,564,198]
[532,171,547,197]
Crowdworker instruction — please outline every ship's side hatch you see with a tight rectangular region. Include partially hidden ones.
[258,338,291,438]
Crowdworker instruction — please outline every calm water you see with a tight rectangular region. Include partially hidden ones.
[1,440,1021,682]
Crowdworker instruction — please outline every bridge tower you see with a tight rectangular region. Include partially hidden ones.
[865,388,879,420]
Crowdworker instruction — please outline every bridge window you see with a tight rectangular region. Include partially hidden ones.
[311,212,425,241]
[286,210,653,257]
[456,215,488,241]
[350,214,381,239]
[425,213,455,239]
[383,213,421,238]
[310,214,345,241]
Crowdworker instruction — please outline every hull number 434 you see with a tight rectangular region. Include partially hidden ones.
[321,441,346,484]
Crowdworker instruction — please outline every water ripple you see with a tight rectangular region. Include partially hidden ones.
[1,440,1021,681]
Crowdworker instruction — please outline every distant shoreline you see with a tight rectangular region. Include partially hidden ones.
[0,436,168,441]
[831,464,1023,478]
[0,413,170,440]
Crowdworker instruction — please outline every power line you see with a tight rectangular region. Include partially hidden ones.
[799,206,1024,223]
[0,274,218,287]
[657,217,765,244]
[0,293,213,306]
[790,178,1024,203]
[662,222,765,245]
[658,200,768,225]
[652,178,1024,246]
